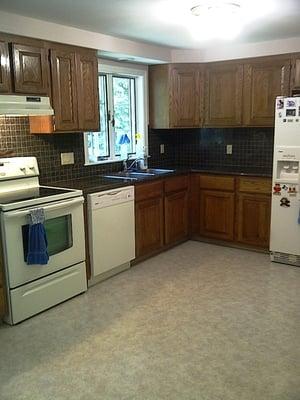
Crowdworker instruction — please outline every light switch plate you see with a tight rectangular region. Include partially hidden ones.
[61,152,74,165]
[226,144,233,155]
[160,144,165,154]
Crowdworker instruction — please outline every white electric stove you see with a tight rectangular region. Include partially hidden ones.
[0,157,87,324]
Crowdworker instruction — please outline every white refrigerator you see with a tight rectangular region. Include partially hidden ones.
[270,96,300,266]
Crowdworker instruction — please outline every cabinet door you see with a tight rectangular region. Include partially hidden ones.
[0,40,12,93]
[50,49,78,131]
[135,197,164,258]
[205,63,243,126]
[200,190,235,240]
[291,57,300,94]
[236,193,271,248]
[12,43,48,94]
[170,64,202,128]
[165,190,189,245]
[76,51,99,131]
[243,58,291,126]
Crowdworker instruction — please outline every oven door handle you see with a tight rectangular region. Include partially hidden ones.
[4,197,84,219]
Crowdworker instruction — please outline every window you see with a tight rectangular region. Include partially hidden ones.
[84,63,147,165]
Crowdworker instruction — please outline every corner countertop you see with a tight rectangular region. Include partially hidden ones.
[44,167,272,194]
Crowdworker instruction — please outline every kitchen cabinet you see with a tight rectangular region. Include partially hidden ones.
[236,177,271,248]
[0,39,11,93]
[149,64,203,129]
[164,175,189,245]
[30,46,100,133]
[204,62,243,126]
[291,55,300,94]
[243,57,291,126]
[50,48,79,131]
[76,51,99,131]
[191,173,271,250]
[200,190,235,241]
[12,43,49,94]
[135,181,164,258]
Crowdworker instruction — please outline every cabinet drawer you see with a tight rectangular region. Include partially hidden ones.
[165,174,189,193]
[135,180,164,202]
[238,177,271,194]
[200,174,235,191]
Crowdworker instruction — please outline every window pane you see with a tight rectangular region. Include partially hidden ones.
[86,75,109,163]
[112,76,136,156]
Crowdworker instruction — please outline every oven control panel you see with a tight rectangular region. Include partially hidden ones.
[0,157,39,180]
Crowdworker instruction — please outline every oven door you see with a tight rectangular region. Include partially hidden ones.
[1,196,85,289]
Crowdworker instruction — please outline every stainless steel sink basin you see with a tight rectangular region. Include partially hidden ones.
[103,168,175,181]
[144,169,174,174]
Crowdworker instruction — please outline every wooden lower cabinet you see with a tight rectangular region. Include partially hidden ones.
[200,190,235,241]
[165,190,189,245]
[135,196,164,258]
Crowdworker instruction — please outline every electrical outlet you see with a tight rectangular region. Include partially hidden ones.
[226,145,233,155]
[61,152,74,165]
[160,144,165,154]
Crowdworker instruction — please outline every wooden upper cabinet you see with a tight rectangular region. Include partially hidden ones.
[291,56,300,94]
[76,51,99,131]
[243,57,291,126]
[149,64,203,129]
[50,48,78,131]
[12,43,48,94]
[0,40,12,93]
[204,62,243,127]
[170,64,203,128]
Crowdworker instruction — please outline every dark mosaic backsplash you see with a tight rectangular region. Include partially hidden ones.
[0,117,122,183]
[0,116,274,183]
[148,127,274,174]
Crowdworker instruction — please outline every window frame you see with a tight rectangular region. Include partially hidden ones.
[84,61,148,166]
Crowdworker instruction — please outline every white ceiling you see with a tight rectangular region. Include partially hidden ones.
[0,0,300,49]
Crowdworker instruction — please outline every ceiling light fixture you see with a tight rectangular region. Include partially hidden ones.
[190,1,241,17]
[189,0,243,41]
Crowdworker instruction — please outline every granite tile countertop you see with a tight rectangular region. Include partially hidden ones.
[45,166,272,194]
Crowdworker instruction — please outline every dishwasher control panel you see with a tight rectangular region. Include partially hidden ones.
[88,186,134,209]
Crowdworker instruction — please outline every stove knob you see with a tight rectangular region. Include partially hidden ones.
[20,167,26,174]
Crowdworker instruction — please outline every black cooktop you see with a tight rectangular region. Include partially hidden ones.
[0,186,73,205]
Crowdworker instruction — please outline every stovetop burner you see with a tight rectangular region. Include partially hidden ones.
[0,186,73,205]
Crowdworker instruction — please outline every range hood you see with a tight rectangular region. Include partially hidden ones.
[0,94,54,116]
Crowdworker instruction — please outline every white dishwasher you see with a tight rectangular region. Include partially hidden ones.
[87,186,135,284]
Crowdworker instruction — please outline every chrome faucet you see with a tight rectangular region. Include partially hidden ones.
[122,155,149,172]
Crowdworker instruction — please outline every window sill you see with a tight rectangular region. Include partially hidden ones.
[84,155,137,167]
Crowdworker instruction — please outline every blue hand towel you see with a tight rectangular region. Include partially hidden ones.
[26,209,49,265]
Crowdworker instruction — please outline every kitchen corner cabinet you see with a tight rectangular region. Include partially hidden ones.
[236,177,271,248]
[204,62,243,127]
[135,181,164,258]
[0,39,12,93]
[191,173,271,250]
[199,174,235,240]
[149,64,203,129]
[164,175,189,245]
[243,57,291,126]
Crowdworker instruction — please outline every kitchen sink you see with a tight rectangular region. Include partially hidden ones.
[104,168,175,180]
